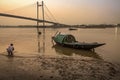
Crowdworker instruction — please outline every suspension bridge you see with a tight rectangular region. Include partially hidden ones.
[0,1,69,27]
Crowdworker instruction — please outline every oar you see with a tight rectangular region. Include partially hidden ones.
[54,31,59,37]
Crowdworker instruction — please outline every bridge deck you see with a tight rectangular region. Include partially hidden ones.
[0,13,67,26]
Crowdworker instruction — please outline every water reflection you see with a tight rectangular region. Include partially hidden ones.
[37,31,45,54]
[115,27,118,39]
[37,34,41,53]
[52,45,102,60]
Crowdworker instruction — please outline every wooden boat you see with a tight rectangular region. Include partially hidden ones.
[52,33,105,50]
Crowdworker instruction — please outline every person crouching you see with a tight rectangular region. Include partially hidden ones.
[7,44,14,56]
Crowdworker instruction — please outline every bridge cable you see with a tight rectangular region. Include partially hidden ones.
[3,3,36,16]
[44,10,54,22]
[44,4,58,23]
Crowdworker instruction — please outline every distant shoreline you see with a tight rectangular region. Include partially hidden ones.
[0,25,119,28]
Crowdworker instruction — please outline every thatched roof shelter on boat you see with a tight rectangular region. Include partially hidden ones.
[53,34,76,44]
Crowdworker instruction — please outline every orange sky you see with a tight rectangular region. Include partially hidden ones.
[0,0,120,25]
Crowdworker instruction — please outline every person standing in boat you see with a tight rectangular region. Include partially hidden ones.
[6,43,14,56]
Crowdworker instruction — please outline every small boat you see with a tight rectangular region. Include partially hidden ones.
[52,32,105,50]
[69,27,77,30]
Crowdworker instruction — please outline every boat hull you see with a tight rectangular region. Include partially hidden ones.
[54,42,105,50]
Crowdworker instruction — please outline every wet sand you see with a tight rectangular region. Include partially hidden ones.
[0,54,120,80]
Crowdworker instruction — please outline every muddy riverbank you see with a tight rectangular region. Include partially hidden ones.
[0,55,120,80]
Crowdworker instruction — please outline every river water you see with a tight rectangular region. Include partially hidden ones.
[0,27,120,64]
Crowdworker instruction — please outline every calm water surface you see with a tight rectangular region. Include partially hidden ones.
[0,27,120,63]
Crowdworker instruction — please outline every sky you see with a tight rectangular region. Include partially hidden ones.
[0,0,120,25]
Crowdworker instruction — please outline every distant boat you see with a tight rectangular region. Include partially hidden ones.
[52,32,105,50]
[69,27,77,30]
